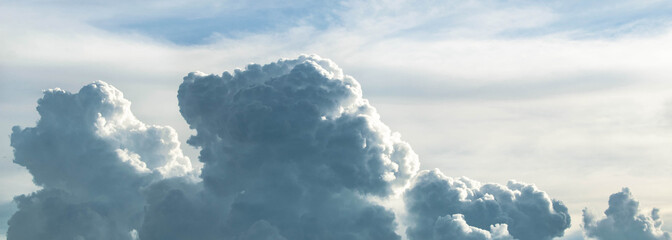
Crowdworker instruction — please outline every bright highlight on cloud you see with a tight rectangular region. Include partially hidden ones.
[583,188,672,240]
[431,214,515,240]
[7,55,574,239]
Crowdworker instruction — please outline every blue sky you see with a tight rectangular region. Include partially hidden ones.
[2,0,672,239]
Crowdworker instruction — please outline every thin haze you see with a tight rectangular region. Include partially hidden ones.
[1,0,672,239]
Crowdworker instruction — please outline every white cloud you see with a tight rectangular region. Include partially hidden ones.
[434,214,516,240]
[7,81,192,239]
[583,188,672,240]
[404,169,570,240]
[145,55,420,239]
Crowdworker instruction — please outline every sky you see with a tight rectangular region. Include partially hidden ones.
[1,0,672,239]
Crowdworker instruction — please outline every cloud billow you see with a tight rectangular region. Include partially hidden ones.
[8,82,192,239]
[404,169,570,240]
[583,188,671,240]
[159,55,420,240]
[6,55,573,240]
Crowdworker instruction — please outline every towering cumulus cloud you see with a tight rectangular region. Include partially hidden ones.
[7,55,572,240]
[404,169,570,240]
[8,82,192,239]
[163,55,420,239]
[583,188,672,240]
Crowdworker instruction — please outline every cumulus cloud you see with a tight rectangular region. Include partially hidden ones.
[149,54,421,239]
[583,188,672,240]
[8,81,192,239]
[6,55,573,240]
[404,169,570,240]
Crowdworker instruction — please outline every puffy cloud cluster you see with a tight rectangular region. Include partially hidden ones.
[6,55,573,240]
[404,169,571,240]
[583,188,671,240]
[8,82,192,239]
[178,55,420,196]
[147,55,420,239]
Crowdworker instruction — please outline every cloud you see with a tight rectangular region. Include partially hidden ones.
[4,1,672,238]
[5,55,575,239]
[432,214,516,240]
[583,188,672,240]
[0,201,15,240]
[404,169,570,240]
[152,54,420,239]
[8,81,192,239]
[177,55,419,194]
[239,220,288,240]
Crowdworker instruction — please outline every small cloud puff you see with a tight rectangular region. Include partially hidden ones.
[583,188,671,240]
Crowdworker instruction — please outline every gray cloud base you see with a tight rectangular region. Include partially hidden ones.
[404,169,570,240]
[583,188,672,240]
[6,55,574,240]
